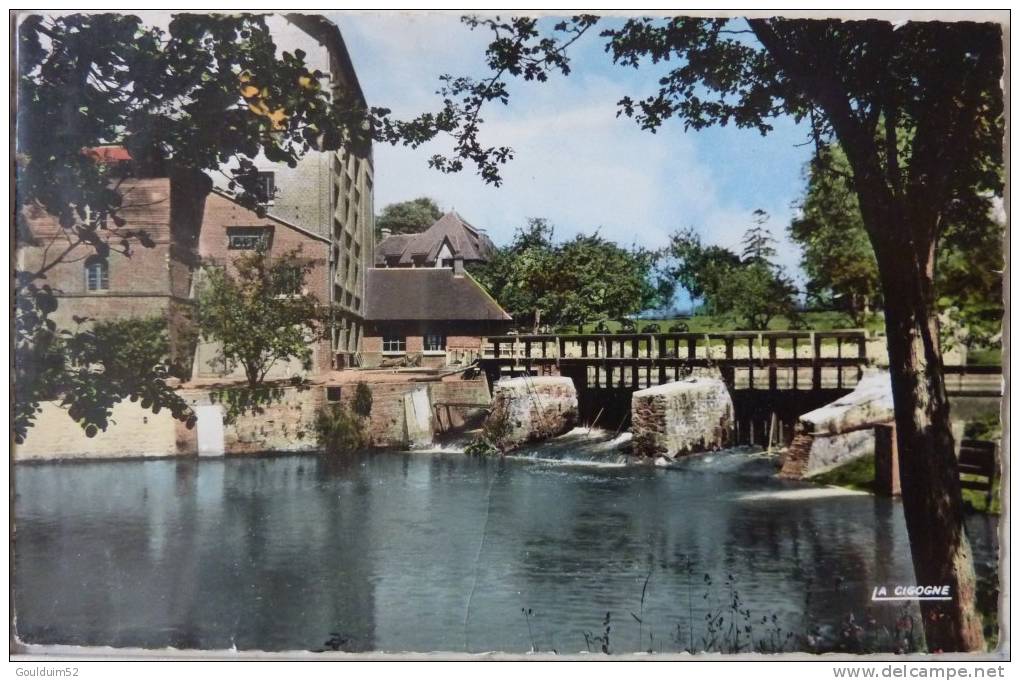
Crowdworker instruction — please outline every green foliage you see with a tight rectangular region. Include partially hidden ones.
[195,245,329,390]
[664,218,797,330]
[91,316,171,378]
[375,196,442,238]
[209,382,306,425]
[15,12,373,441]
[663,227,741,301]
[463,395,514,455]
[351,381,373,418]
[463,437,499,457]
[13,304,195,443]
[314,403,367,455]
[789,146,881,325]
[471,218,668,330]
[936,204,1005,350]
[741,210,777,264]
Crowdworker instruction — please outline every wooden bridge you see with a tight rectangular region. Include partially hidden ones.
[480,329,874,392]
[477,329,1000,446]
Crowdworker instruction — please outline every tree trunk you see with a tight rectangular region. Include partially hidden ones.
[875,246,986,652]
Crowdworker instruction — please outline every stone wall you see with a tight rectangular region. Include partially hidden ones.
[630,368,734,458]
[183,386,325,456]
[16,375,493,461]
[486,376,578,449]
[15,399,180,462]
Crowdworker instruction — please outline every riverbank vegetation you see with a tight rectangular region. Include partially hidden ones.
[314,382,373,455]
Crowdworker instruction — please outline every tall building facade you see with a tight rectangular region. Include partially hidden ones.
[214,13,375,367]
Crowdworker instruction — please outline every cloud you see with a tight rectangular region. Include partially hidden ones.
[340,13,811,280]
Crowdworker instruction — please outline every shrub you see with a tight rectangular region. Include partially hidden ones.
[351,381,373,418]
[464,437,499,457]
[314,403,367,455]
[483,396,513,450]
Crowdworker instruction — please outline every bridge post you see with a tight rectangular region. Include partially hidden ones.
[747,336,756,389]
[811,332,822,390]
[658,336,668,384]
[768,336,778,391]
[836,336,844,389]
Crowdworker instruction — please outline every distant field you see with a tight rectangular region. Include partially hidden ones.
[564,311,882,334]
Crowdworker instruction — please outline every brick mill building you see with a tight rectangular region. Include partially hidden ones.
[18,13,516,388]
[17,174,197,359]
[212,14,376,369]
[18,14,375,382]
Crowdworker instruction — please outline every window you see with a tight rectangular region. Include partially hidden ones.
[274,262,303,295]
[257,171,276,204]
[85,256,109,291]
[227,227,266,250]
[382,336,406,353]
[326,387,342,402]
[424,334,446,353]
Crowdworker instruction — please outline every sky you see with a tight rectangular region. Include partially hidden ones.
[334,12,816,288]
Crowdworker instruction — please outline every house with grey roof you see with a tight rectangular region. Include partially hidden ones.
[375,211,496,268]
[362,264,512,369]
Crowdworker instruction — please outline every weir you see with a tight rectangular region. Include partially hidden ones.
[478,330,1000,448]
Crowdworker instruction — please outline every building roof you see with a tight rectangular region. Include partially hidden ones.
[20,177,173,241]
[375,211,497,266]
[83,145,132,163]
[365,268,512,321]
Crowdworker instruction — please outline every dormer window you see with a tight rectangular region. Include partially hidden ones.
[84,256,109,291]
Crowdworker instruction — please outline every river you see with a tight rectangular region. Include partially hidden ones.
[13,430,999,655]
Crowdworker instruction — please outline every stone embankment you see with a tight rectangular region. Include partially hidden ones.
[630,368,734,459]
[485,376,578,449]
[15,373,491,461]
[779,370,894,479]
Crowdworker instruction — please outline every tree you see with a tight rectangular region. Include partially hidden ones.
[936,206,1004,353]
[15,12,370,441]
[665,221,797,329]
[195,246,329,390]
[471,219,663,330]
[469,218,557,328]
[375,196,443,238]
[14,314,197,443]
[741,209,777,264]
[789,146,881,324]
[665,227,742,302]
[382,15,1003,651]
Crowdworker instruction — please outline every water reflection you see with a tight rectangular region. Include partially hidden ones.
[13,448,998,654]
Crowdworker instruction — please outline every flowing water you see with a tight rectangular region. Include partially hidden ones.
[13,431,999,654]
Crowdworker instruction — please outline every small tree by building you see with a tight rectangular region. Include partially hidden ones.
[195,246,329,390]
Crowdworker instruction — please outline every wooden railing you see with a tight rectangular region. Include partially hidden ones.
[480,330,872,391]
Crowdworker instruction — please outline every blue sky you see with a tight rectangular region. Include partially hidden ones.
[335,12,815,282]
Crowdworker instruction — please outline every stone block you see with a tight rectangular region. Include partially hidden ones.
[630,368,734,458]
[799,370,894,436]
[794,370,894,478]
[487,376,578,448]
